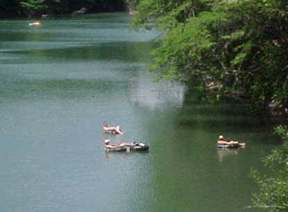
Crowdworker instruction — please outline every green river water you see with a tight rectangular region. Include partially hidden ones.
[0,13,278,212]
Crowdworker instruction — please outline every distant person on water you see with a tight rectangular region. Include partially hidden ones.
[102,122,124,135]
[217,135,240,146]
[29,21,41,26]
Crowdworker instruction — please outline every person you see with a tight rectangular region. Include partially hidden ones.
[29,21,41,26]
[104,139,130,147]
[104,139,112,147]
[104,139,121,149]
[217,135,239,146]
[114,125,123,135]
[102,122,124,135]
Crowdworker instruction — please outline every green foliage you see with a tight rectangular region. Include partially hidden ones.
[132,0,288,111]
[252,126,288,211]
[150,10,226,82]
[19,0,47,16]
[130,0,212,28]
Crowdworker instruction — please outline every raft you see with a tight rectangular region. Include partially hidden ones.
[217,142,246,149]
[105,142,149,152]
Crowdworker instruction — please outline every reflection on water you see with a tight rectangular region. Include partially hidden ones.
[217,148,240,162]
[129,71,184,110]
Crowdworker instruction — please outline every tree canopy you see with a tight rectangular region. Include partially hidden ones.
[129,0,288,113]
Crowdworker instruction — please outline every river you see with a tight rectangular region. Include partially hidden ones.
[0,13,278,212]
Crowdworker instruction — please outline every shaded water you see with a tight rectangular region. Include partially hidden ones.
[0,13,277,212]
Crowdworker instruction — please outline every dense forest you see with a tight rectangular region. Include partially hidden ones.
[0,0,126,18]
[128,0,288,211]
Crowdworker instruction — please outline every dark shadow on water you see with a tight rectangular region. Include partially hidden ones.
[4,41,153,64]
[176,87,278,133]
[0,79,129,100]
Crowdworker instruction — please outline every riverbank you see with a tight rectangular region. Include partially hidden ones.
[0,1,127,19]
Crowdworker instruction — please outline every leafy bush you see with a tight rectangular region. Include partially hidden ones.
[252,125,288,211]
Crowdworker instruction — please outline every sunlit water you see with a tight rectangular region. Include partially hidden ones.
[0,13,278,212]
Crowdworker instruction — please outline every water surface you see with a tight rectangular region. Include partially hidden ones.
[0,13,277,212]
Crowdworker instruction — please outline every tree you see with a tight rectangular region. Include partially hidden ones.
[19,0,47,17]
[252,125,288,211]
[131,0,288,113]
